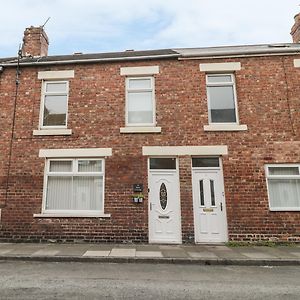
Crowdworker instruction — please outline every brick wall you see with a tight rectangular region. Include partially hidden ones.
[0,55,299,243]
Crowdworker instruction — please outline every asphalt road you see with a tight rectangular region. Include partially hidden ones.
[0,261,299,299]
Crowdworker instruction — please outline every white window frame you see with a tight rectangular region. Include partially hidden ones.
[39,80,69,129]
[125,76,156,127]
[42,158,105,216]
[265,164,300,211]
[206,73,239,125]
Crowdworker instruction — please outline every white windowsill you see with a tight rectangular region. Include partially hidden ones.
[33,129,72,136]
[204,124,248,131]
[33,213,111,218]
[120,126,162,133]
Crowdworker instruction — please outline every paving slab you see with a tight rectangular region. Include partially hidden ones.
[188,251,218,259]
[83,250,110,257]
[136,251,163,258]
[160,250,189,258]
[0,249,13,255]
[110,248,136,257]
[31,250,60,257]
[240,252,277,259]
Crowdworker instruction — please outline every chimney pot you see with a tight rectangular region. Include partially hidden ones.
[21,26,49,57]
[291,13,300,43]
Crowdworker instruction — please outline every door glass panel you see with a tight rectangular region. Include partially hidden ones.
[150,158,176,170]
[210,180,216,206]
[192,158,219,168]
[199,180,204,206]
[159,183,167,210]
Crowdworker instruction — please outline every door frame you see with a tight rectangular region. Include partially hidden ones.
[191,157,228,244]
[148,157,182,244]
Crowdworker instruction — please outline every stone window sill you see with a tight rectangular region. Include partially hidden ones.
[33,129,72,136]
[120,127,161,133]
[33,213,111,218]
[204,124,248,132]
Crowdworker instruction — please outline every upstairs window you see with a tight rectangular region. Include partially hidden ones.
[126,77,155,126]
[41,81,69,128]
[206,74,238,124]
[266,164,300,211]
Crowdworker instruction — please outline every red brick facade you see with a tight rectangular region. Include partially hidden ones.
[0,31,299,243]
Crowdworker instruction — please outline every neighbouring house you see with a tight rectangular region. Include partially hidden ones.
[0,15,299,244]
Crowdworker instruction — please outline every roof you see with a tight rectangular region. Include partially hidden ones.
[1,43,300,67]
[0,49,180,66]
[175,43,300,58]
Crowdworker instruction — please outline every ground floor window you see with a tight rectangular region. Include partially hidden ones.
[266,164,300,211]
[43,158,104,214]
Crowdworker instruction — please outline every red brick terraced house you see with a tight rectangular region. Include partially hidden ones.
[0,16,299,244]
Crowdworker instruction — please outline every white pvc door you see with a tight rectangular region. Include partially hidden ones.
[148,158,182,244]
[192,166,228,243]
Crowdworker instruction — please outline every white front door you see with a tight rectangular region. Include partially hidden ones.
[148,158,182,244]
[192,159,228,243]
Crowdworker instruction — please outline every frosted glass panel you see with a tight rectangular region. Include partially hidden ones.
[46,82,67,93]
[207,75,232,83]
[208,86,236,123]
[269,167,299,176]
[128,91,153,124]
[73,176,103,210]
[128,78,151,89]
[50,161,72,172]
[78,160,102,172]
[43,95,67,126]
[46,176,73,210]
[269,179,300,208]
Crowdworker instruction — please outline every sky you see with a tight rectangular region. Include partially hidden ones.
[0,0,300,57]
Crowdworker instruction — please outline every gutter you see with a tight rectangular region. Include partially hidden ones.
[178,51,300,60]
[0,53,180,67]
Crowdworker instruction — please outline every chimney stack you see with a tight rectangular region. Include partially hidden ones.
[21,26,49,57]
[291,13,300,43]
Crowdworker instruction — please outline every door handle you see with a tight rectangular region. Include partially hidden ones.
[150,203,153,211]
[220,202,223,211]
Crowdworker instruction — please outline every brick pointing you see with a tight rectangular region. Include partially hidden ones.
[0,55,299,243]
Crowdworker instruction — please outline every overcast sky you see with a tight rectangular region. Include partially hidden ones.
[1,0,299,57]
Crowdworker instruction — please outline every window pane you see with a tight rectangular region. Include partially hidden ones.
[73,176,103,210]
[192,158,219,168]
[200,180,204,206]
[78,160,102,172]
[269,167,299,176]
[210,180,216,206]
[208,86,236,123]
[269,179,300,208]
[50,161,72,172]
[46,176,73,210]
[128,78,151,89]
[43,95,67,126]
[128,91,153,124]
[207,75,232,83]
[46,82,67,93]
[150,158,176,170]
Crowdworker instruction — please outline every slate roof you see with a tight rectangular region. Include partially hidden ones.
[0,49,179,65]
[1,43,300,67]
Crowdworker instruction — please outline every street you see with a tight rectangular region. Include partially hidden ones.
[0,261,299,299]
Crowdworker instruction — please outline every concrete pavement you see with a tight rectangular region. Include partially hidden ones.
[0,242,300,266]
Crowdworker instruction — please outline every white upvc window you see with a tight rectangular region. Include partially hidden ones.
[125,77,155,126]
[265,164,300,211]
[42,158,105,215]
[206,74,239,124]
[40,80,69,129]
